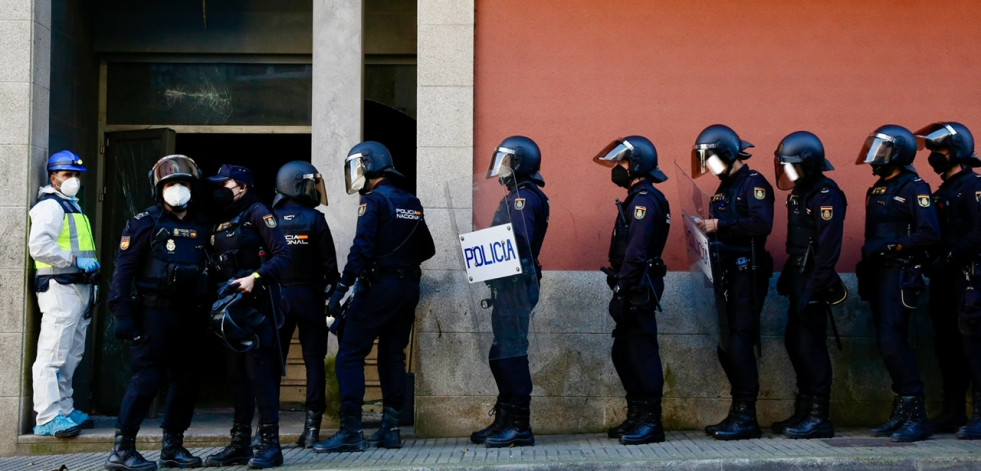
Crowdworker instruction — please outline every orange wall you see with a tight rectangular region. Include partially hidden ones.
[474,0,981,271]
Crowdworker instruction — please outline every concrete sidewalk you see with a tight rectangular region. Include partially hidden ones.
[4,427,981,471]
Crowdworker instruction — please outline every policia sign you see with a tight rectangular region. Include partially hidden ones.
[459,223,522,283]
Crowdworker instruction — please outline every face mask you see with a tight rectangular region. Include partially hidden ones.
[59,177,81,197]
[706,155,728,176]
[928,151,951,175]
[782,163,801,183]
[163,183,192,209]
[611,165,631,188]
[212,187,235,208]
[871,164,893,177]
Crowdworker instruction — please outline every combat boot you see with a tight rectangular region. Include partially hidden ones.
[485,402,535,448]
[159,431,202,468]
[105,429,157,471]
[296,410,322,449]
[870,396,904,437]
[891,396,933,442]
[608,399,643,439]
[248,424,283,469]
[704,401,736,436]
[771,394,811,434]
[368,406,402,449]
[204,423,252,466]
[712,401,762,440]
[956,391,981,439]
[930,394,967,433]
[470,400,505,444]
[619,399,665,445]
[783,396,834,439]
[312,410,366,453]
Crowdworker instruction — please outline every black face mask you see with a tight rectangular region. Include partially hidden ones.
[213,187,235,208]
[928,151,952,175]
[871,163,896,177]
[611,165,631,188]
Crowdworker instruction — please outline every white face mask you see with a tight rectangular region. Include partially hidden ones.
[59,177,81,197]
[706,155,728,176]
[163,183,192,208]
[782,163,801,182]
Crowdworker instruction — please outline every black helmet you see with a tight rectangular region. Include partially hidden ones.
[487,136,544,186]
[856,124,917,170]
[915,121,981,167]
[273,160,328,208]
[147,154,200,200]
[592,135,668,183]
[774,131,833,190]
[344,141,404,194]
[209,283,264,353]
[691,124,754,178]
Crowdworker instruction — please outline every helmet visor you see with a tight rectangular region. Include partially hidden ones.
[344,153,367,195]
[301,172,329,206]
[487,147,516,179]
[691,143,719,178]
[592,139,633,168]
[914,123,956,151]
[856,133,896,166]
[151,155,199,186]
[774,157,802,190]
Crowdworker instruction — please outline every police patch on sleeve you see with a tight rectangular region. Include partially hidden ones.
[358,204,367,216]
[263,214,278,228]
[820,206,833,221]
[120,236,131,251]
[754,187,766,200]
[634,206,647,220]
[514,198,526,210]
[917,195,931,207]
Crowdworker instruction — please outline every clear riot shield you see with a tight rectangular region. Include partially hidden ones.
[446,172,540,362]
[674,162,728,347]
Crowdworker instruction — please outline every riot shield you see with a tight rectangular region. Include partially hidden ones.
[446,172,540,362]
[674,162,729,347]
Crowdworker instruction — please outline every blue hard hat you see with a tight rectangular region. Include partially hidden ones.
[47,150,87,172]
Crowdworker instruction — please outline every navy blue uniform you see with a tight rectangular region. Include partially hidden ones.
[710,165,774,403]
[336,180,435,415]
[487,180,549,410]
[858,170,940,396]
[209,194,291,426]
[776,176,846,399]
[608,178,670,402]
[274,201,339,416]
[108,204,211,435]
[930,169,981,401]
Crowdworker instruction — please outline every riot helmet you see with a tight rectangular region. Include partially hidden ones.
[915,121,981,169]
[773,131,833,190]
[592,135,668,183]
[47,150,87,173]
[856,124,917,175]
[148,155,200,211]
[487,136,545,186]
[691,124,754,178]
[273,160,328,208]
[344,141,404,195]
[209,285,264,353]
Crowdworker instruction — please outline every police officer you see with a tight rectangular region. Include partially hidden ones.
[692,124,774,441]
[204,164,291,469]
[594,136,670,445]
[314,141,435,453]
[29,151,98,438]
[106,155,211,470]
[916,122,981,438]
[271,161,339,448]
[469,136,549,448]
[771,132,846,439]
[855,124,940,442]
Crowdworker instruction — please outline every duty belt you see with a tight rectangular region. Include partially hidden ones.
[366,265,421,282]
[138,292,204,309]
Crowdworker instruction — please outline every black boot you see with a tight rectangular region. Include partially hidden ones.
[296,410,323,449]
[891,396,933,442]
[248,424,283,469]
[368,406,402,449]
[106,429,157,471]
[470,401,505,444]
[204,424,252,467]
[712,401,762,440]
[608,399,643,439]
[930,394,967,433]
[771,394,811,434]
[485,402,535,448]
[704,401,736,436]
[783,396,834,439]
[159,431,202,468]
[312,410,366,453]
[619,399,665,445]
[956,392,981,439]
[870,396,904,437]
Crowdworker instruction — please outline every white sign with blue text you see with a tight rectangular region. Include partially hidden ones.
[459,223,522,283]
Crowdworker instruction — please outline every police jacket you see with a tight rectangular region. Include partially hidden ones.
[108,204,210,318]
[28,185,96,278]
[339,179,435,287]
[933,168,981,266]
[491,179,549,279]
[209,193,291,283]
[711,165,774,256]
[863,170,940,261]
[609,178,670,293]
[273,200,340,288]
[785,175,846,292]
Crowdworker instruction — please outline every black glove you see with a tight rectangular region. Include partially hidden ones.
[601,267,618,290]
[113,316,139,341]
[861,240,901,259]
[328,283,348,318]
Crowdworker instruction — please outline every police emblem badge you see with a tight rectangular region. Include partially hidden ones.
[634,205,647,220]
[917,195,931,207]
[754,187,766,200]
[358,204,367,216]
[820,206,833,221]
[514,198,526,210]
[166,239,176,252]
[120,236,130,251]
[263,214,277,228]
